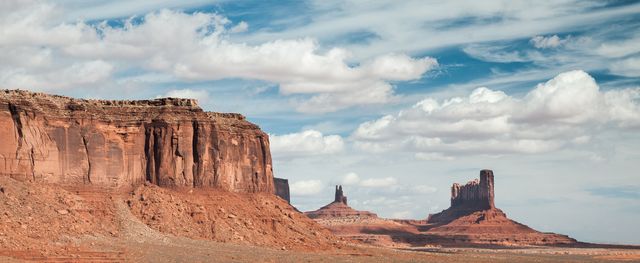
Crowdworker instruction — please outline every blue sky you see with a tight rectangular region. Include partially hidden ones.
[1,0,639,245]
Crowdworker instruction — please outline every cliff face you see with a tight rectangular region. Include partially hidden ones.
[429,169,497,223]
[450,169,494,210]
[0,90,274,193]
[273,177,290,203]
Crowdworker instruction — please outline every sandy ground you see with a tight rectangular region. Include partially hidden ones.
[2,201,638,263]
[1,177,639,262]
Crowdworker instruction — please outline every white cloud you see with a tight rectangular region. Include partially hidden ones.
[290,180,324,196]
[0,60,113,90]
[530,35,567,49]
[341,172,405,189]
[229,21,249,33]
[359,177,397,188]
[595,36,640,58]
[353,70,640,156]
[241,0,640,60]
[341,172,360,185]
[0,3,437,112]
[463,44,536,63]
[158,89,210,104]
[609,57,640,77]
[415,152,454,161]
[270,130,344,158]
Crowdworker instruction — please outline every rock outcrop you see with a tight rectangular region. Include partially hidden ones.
[450,169,494,209]
[334,185,347,205]
[425,169,576,245]
[429,169,496,223]
[305,185,377,219]
[273,177,290,203]
[312,170,577,248]
[0,90,274,193]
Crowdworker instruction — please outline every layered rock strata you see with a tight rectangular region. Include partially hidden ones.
[0,90,274,193]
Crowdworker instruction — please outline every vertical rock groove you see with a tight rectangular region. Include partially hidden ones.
[8,103,24,151]
[191,121,200,188]
[81,134,92,183]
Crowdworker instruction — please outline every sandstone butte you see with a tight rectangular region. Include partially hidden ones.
[305,185,377,219]
[305,170,578,247]
[0,89,286,193]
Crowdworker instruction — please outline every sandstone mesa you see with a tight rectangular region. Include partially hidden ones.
[0,89,276,193]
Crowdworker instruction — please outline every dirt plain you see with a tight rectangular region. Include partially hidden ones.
[1,176,639,262]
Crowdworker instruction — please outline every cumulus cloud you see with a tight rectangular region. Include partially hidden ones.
[290,180,324,196]
[270,130,344,158]
[229,21,248,33]
[341,172,361,185]
[0,2,437,112]
[353,70,640,157]
[530,35,567,49]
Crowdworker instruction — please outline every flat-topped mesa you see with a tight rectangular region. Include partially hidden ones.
[450,169,495,210]
[0,89,274,193]
[334,185,348,205]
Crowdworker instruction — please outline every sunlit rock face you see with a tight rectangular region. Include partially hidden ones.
[426,170,576,245]
[0,90,274,193]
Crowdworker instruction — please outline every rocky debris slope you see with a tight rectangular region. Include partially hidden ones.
[0,176,340,259]
[126,184,337,251]
[0,176,119,255]
[305,185,378,219]
[0,89,273,193]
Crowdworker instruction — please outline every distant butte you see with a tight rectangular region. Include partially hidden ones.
[424,169,576,245]
[306,170,577,247]
[305,185,377,219]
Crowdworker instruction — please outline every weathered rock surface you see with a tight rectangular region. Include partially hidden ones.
[424,170,576,245]
[305,185,377,219]
[451,169,494,209]
[429,169,496,224]
[273,177,290,203]
[0,90,273,193]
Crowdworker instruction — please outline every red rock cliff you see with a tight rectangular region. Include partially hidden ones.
[450,169,494,209]
[0,90,274,193]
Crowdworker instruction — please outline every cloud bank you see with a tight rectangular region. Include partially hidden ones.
[353,70,640,158]
[0,2,436,112]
